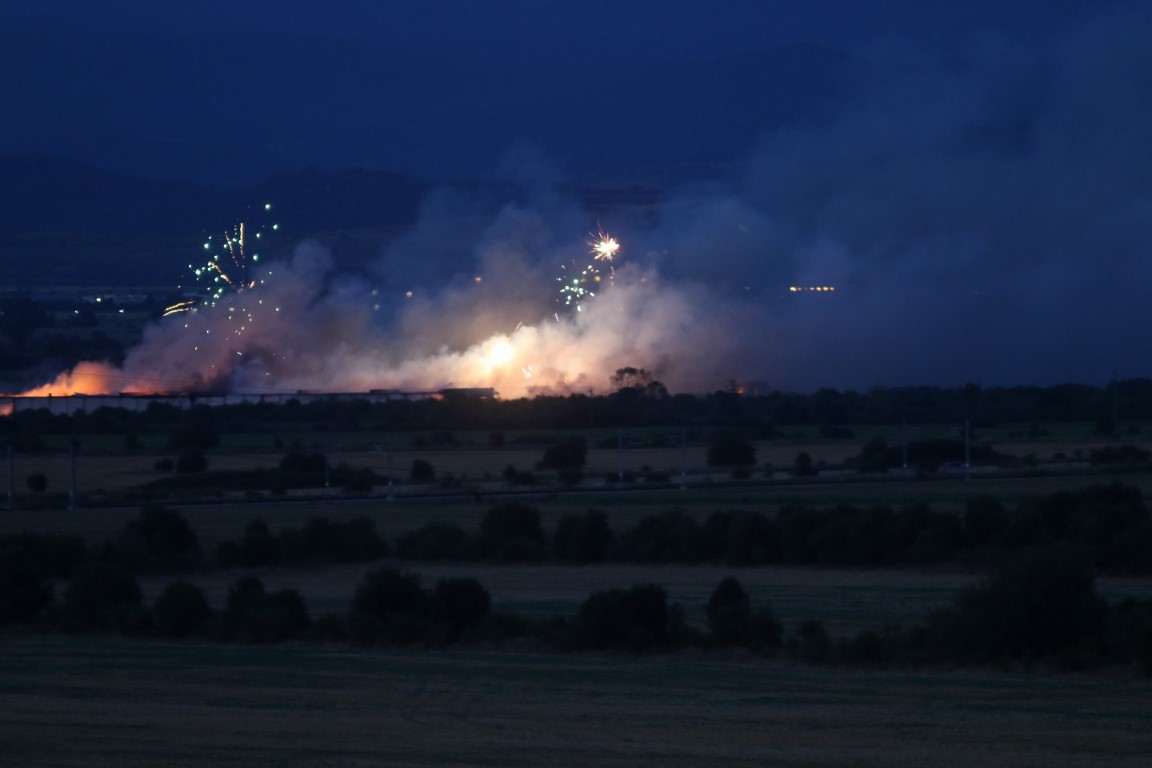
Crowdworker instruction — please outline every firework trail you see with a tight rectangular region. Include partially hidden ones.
[8,204,753,401]
[557,228,621,312]
[589,228,620,263]
[164,203,279,316]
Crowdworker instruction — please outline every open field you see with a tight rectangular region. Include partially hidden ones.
[7,436,1152,765]
[133,560,1152,637]
[9,467,1152,547]
[7,485,1152,635]
[7,426,1152,503]
[2,634,1151,768]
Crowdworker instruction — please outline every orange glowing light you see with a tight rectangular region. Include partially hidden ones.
[10,361,158,397]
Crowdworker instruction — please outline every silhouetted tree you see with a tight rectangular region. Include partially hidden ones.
[538,437,587,471]
[480,503,546,561]
[706,576,750,645]
[575,584,671,651]
[554,510,614,563]
[117,507,201,574]
[431,577,490,640]
[151,581,212,638]
[25,472,47,493]
[409,458,436,483]
[707,434,756,468]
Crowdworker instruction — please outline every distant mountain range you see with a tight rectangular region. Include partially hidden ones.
[0,154,434,289]
[2,154,432,235]
[0,154,669,290]
[0,8,849,185]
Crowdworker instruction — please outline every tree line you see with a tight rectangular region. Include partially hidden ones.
[3,507,1151,674]
[5,377,1152,438]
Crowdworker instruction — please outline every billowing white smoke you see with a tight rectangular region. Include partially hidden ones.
[26,2,1152,398]
[97,204,761,398]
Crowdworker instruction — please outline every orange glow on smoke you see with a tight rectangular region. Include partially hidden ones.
[9,361,157,397]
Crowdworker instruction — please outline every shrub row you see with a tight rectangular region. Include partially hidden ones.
[391,484,1152,574]
[4,541,1151,673]
[216,516,388,568]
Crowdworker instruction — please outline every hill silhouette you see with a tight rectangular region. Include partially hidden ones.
[0,155,428,287]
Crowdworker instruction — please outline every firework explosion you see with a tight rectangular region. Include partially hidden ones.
[9,202,752,401]
[557,229,621,312]
[590,229,620,263]
[164,203,279,317]
[197,202,278,302]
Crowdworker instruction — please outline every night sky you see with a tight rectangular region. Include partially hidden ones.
[4,1,1152,393]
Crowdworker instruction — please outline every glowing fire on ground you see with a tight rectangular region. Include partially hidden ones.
[13,361,159,397]
[1,223,752,402]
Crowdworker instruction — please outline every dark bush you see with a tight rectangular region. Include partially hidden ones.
[152,581,212,638]
[705,576,750,645]
[790,619,832,664]
[537,437,587,470]
[575,584,671,652]
[166,419,219,452]
[221,575,310,643]
[0,532,87,578]
[277,516,388,565]
[62,560,143,631]
[480,503,546,561]
[618,510,704,563]
[557,466,584,486]
[25,472,48,493]
[1109,598,1152,675]
[747,609,784,652]
[215,519,280,568]
[1089,444,1151,466]
[117,506,201,574]
[279,449,326,474]
[431,577,491,640]
[409,458,436,483]
[349,568,431,645]
[502,465,537,485]
[702,510,779,565]
[931,550,1107,664]
[175,448,208,473]
[836,628,902,666]
[396,522,476,561]
[0,549,53,625]
[553,510,613,563]
[352,568,429,620]
[707,434,756,467]
[964,495,1009,549]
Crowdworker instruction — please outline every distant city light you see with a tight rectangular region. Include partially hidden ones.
[788,285,837,293]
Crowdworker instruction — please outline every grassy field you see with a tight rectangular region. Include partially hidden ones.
[129,558,1152,636]
[6,431,1152,765]
[2,634,1151,768]
[9,426,1152,504]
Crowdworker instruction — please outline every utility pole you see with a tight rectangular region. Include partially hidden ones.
[386,442,394,503]
[7,445,13,510]
[1113,371,1119,431]
[680,426,687,491]
[964,418,971,482]
[901,420,908,471]
[69,440,79,511]
[617,427,624,483]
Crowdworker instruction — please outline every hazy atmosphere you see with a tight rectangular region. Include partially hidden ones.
[3,0,1150,394]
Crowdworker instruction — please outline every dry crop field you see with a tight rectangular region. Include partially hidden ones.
[7,438,1152,765]
[2,634,1151,767]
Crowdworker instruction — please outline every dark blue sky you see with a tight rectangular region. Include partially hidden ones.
[5,1,1152,391]
[0,0,1126,184]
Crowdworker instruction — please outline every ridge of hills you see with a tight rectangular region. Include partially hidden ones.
[0,154,666,290]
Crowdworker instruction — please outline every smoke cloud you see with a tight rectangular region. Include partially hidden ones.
[18,2,1152,396]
